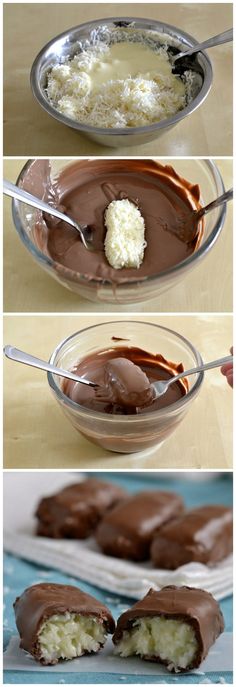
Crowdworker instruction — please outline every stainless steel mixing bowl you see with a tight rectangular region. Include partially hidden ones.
[30,17,213,148]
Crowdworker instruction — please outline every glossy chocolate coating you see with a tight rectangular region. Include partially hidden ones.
[96,491,184,561]
[35,478,127,539]
[95,358,155,408]
[63,346,188,415]
[14,583,115,664]
[21,159,202,284]
[151,505,233,569]
[113,586,224,671]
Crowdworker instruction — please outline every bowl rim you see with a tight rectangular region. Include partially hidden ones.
[47,320,204,421]
[12,158,226,290]
[30,16,213,136]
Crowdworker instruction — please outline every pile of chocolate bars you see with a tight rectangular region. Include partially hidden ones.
[36,478,233,566]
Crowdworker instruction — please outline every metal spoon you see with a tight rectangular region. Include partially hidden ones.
[3,345,98,387]
[3,180,94,251]
[173,28,233,63]
[173,188,233,243]
[152,354,233,400]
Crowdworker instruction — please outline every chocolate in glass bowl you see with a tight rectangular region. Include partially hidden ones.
[63,346,189,415]
[36,159,203,282]
[13,158,226,305]
[47,321,203,453]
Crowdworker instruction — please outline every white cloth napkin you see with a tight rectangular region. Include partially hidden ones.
[4,531,232,601]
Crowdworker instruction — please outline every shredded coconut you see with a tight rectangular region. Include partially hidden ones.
[38,612,107,663]
[47,40,188,128]
[104,199,146,269]
[114,616,198,671]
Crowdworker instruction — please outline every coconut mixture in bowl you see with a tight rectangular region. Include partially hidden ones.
[30,18,213,147]
[46,28,198,129]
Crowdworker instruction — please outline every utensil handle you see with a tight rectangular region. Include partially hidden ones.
[168,355,233,386]
[178,28,233,57]
[197,188,233,219]
[3,179,77,229]
[3,345,96,387]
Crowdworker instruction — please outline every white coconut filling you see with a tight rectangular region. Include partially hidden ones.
[38,612,107,662]
[47,40,187,128]
[104,198,146,269]
[114,616,198,671]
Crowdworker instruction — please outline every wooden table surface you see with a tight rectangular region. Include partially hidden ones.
[3,159,233,314]
[4,314,232,470]
[3,3,233,156]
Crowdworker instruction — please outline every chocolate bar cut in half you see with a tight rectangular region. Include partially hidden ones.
[96,490,184,561]
[113,586,224,672]
[14,583,115,665]
[36,478,127,538]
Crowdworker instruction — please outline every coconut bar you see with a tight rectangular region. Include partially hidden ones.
[96,491,184,561]
[14,583,115,665]
[151,505,233,569]
[104,199,146,270]
[113,586,224,672]
[36,478,127,538]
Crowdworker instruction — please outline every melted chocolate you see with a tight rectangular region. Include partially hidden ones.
[21,160,203,284]
[95,358,155,408]
[62,346,188,415]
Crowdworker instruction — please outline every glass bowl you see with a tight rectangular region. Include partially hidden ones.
[12,158,226,305]
[47,321,204,454]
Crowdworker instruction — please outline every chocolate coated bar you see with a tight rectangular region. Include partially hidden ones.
[113,586,224,672]
[36,478,126,538]
[96,490,184,561]
[151,505,233,569]
[14,582,115,665]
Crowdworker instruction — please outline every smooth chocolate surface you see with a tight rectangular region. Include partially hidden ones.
[63,346,188,415]
[112,586,224,671]
[14,583,115,663]
[151,505,233,569]
[21,159,203,284]
[96,491,184,561]
[35,478,127,539]
[95,358,155,408]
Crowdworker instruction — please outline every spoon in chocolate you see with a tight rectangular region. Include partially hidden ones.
[4,347,233,406]
[95,354,233,408]
[3,180,94,250]
[152,354,233,400]
[174,188,233,243]
[3,345,98,388]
